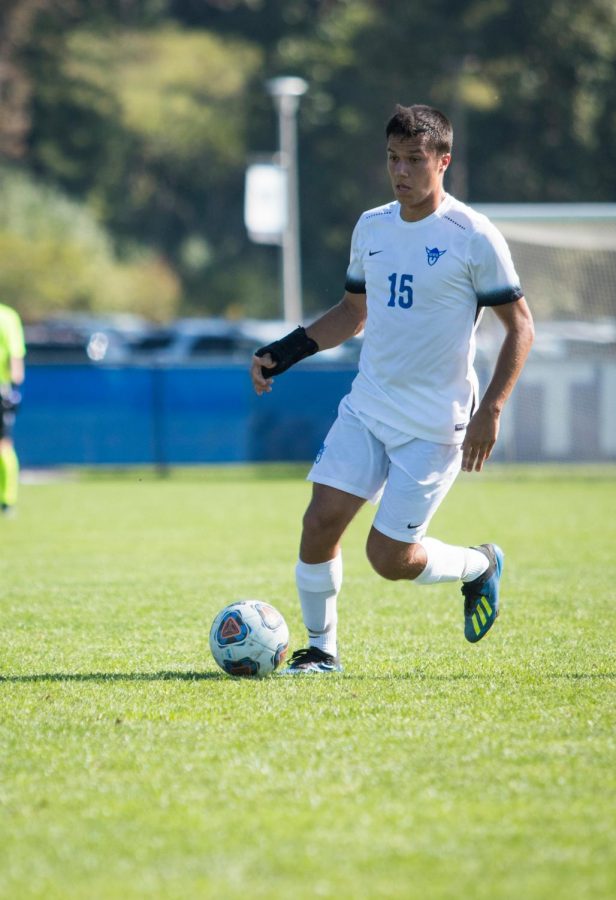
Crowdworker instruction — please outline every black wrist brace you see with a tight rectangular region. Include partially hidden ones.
[255,326,319,377]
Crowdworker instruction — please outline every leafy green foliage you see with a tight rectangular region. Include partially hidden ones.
[26,20,262,303]
[2,0,616,318]
[0,167,179,320]
[0,467,614,898]
[60,26,261,173]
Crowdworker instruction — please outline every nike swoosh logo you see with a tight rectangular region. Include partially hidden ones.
[407,523,422,529]
[368,249,383,256]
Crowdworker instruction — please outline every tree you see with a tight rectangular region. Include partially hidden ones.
[0,166,180,320]
[0,0,48,158]
[265,0,616,309]
[2,0,615,321]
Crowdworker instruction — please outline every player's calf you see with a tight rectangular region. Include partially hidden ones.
[365,527,426,580]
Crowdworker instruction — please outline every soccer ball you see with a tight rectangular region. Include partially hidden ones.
[209,600,289,678]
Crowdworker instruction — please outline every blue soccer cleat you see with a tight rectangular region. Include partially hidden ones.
[461,543,504,643]
[281,646,343,675]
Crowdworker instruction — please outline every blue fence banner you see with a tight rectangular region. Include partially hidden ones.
[14,360,616,466]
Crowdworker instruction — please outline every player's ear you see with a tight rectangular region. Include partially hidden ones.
[440,153,451,173]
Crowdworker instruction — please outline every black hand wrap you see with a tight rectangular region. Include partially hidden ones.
[255,326,319,377]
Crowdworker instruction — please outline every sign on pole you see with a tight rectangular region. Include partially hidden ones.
[244,162,287,245]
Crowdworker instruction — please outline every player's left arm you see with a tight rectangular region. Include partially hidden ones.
[462,297,534,472]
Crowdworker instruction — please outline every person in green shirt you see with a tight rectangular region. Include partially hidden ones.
[0,303,26,515]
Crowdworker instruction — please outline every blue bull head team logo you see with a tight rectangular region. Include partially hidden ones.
[426,246,447,266]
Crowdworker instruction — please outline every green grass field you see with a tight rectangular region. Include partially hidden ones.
[1,465,615,899]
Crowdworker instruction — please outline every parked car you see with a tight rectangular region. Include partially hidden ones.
[25,314,365,367]
[127,318,258,364]
[25,314,154,364]
[129,317,364,366]
[474,316,616,364]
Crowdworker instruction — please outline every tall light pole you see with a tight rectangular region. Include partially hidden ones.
[266,76,308,323]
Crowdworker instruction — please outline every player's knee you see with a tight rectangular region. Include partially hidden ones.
[302,502,343,539]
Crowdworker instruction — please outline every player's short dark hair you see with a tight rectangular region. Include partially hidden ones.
[386,104,453,155]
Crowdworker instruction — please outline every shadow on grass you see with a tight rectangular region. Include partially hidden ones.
[0,670,224,683]
[1,670,613,684]
[346,671,615,681]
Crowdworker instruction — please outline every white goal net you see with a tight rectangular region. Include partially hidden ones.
[474,205,616,462]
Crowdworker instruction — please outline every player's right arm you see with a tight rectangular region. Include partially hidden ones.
[250,291,366,396]
[305,291,366,349]
[10,356,24,386]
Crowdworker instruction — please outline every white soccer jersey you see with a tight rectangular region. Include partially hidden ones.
[344,193,523,444]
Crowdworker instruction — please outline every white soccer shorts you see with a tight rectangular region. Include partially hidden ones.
[307,396,462,542]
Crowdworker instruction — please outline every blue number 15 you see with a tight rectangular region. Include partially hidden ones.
[387,273,414,308]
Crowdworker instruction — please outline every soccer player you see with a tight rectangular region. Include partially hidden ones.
[250,104,534,673]
[0,303,26,516]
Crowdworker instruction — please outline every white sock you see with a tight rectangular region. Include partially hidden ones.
[295,554,343,656]
[413,537,489,585]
